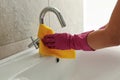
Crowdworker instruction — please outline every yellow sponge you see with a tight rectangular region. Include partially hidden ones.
[38,24,76,58]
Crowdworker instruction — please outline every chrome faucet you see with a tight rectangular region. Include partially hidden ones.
[28,7,66,63]
[28,7,66,49]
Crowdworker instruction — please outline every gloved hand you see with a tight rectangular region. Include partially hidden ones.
[42,30,94,51]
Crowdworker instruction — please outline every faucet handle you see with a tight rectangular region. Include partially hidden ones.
[28,37,39,49]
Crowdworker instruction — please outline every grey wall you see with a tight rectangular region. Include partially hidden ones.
[49,0,83,34]
[0,0,83,59]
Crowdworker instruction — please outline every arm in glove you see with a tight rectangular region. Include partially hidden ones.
[42,30,94,51]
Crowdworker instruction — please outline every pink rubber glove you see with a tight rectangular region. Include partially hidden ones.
[42,30,94,51]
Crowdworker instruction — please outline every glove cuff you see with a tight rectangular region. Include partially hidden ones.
[81,30,95,51]
[70,30,95,51]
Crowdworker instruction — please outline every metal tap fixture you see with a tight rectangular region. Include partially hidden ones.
[28,7,66,49]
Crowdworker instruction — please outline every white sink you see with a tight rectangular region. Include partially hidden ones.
[0,47,120,80]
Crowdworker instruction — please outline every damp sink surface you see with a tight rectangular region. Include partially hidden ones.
[0,47,120,80]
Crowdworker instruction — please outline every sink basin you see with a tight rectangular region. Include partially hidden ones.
[0,47,120,80]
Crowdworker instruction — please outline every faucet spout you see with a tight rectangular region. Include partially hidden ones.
[40,7,66,27]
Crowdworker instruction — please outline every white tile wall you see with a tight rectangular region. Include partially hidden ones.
[0,0,49,59]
